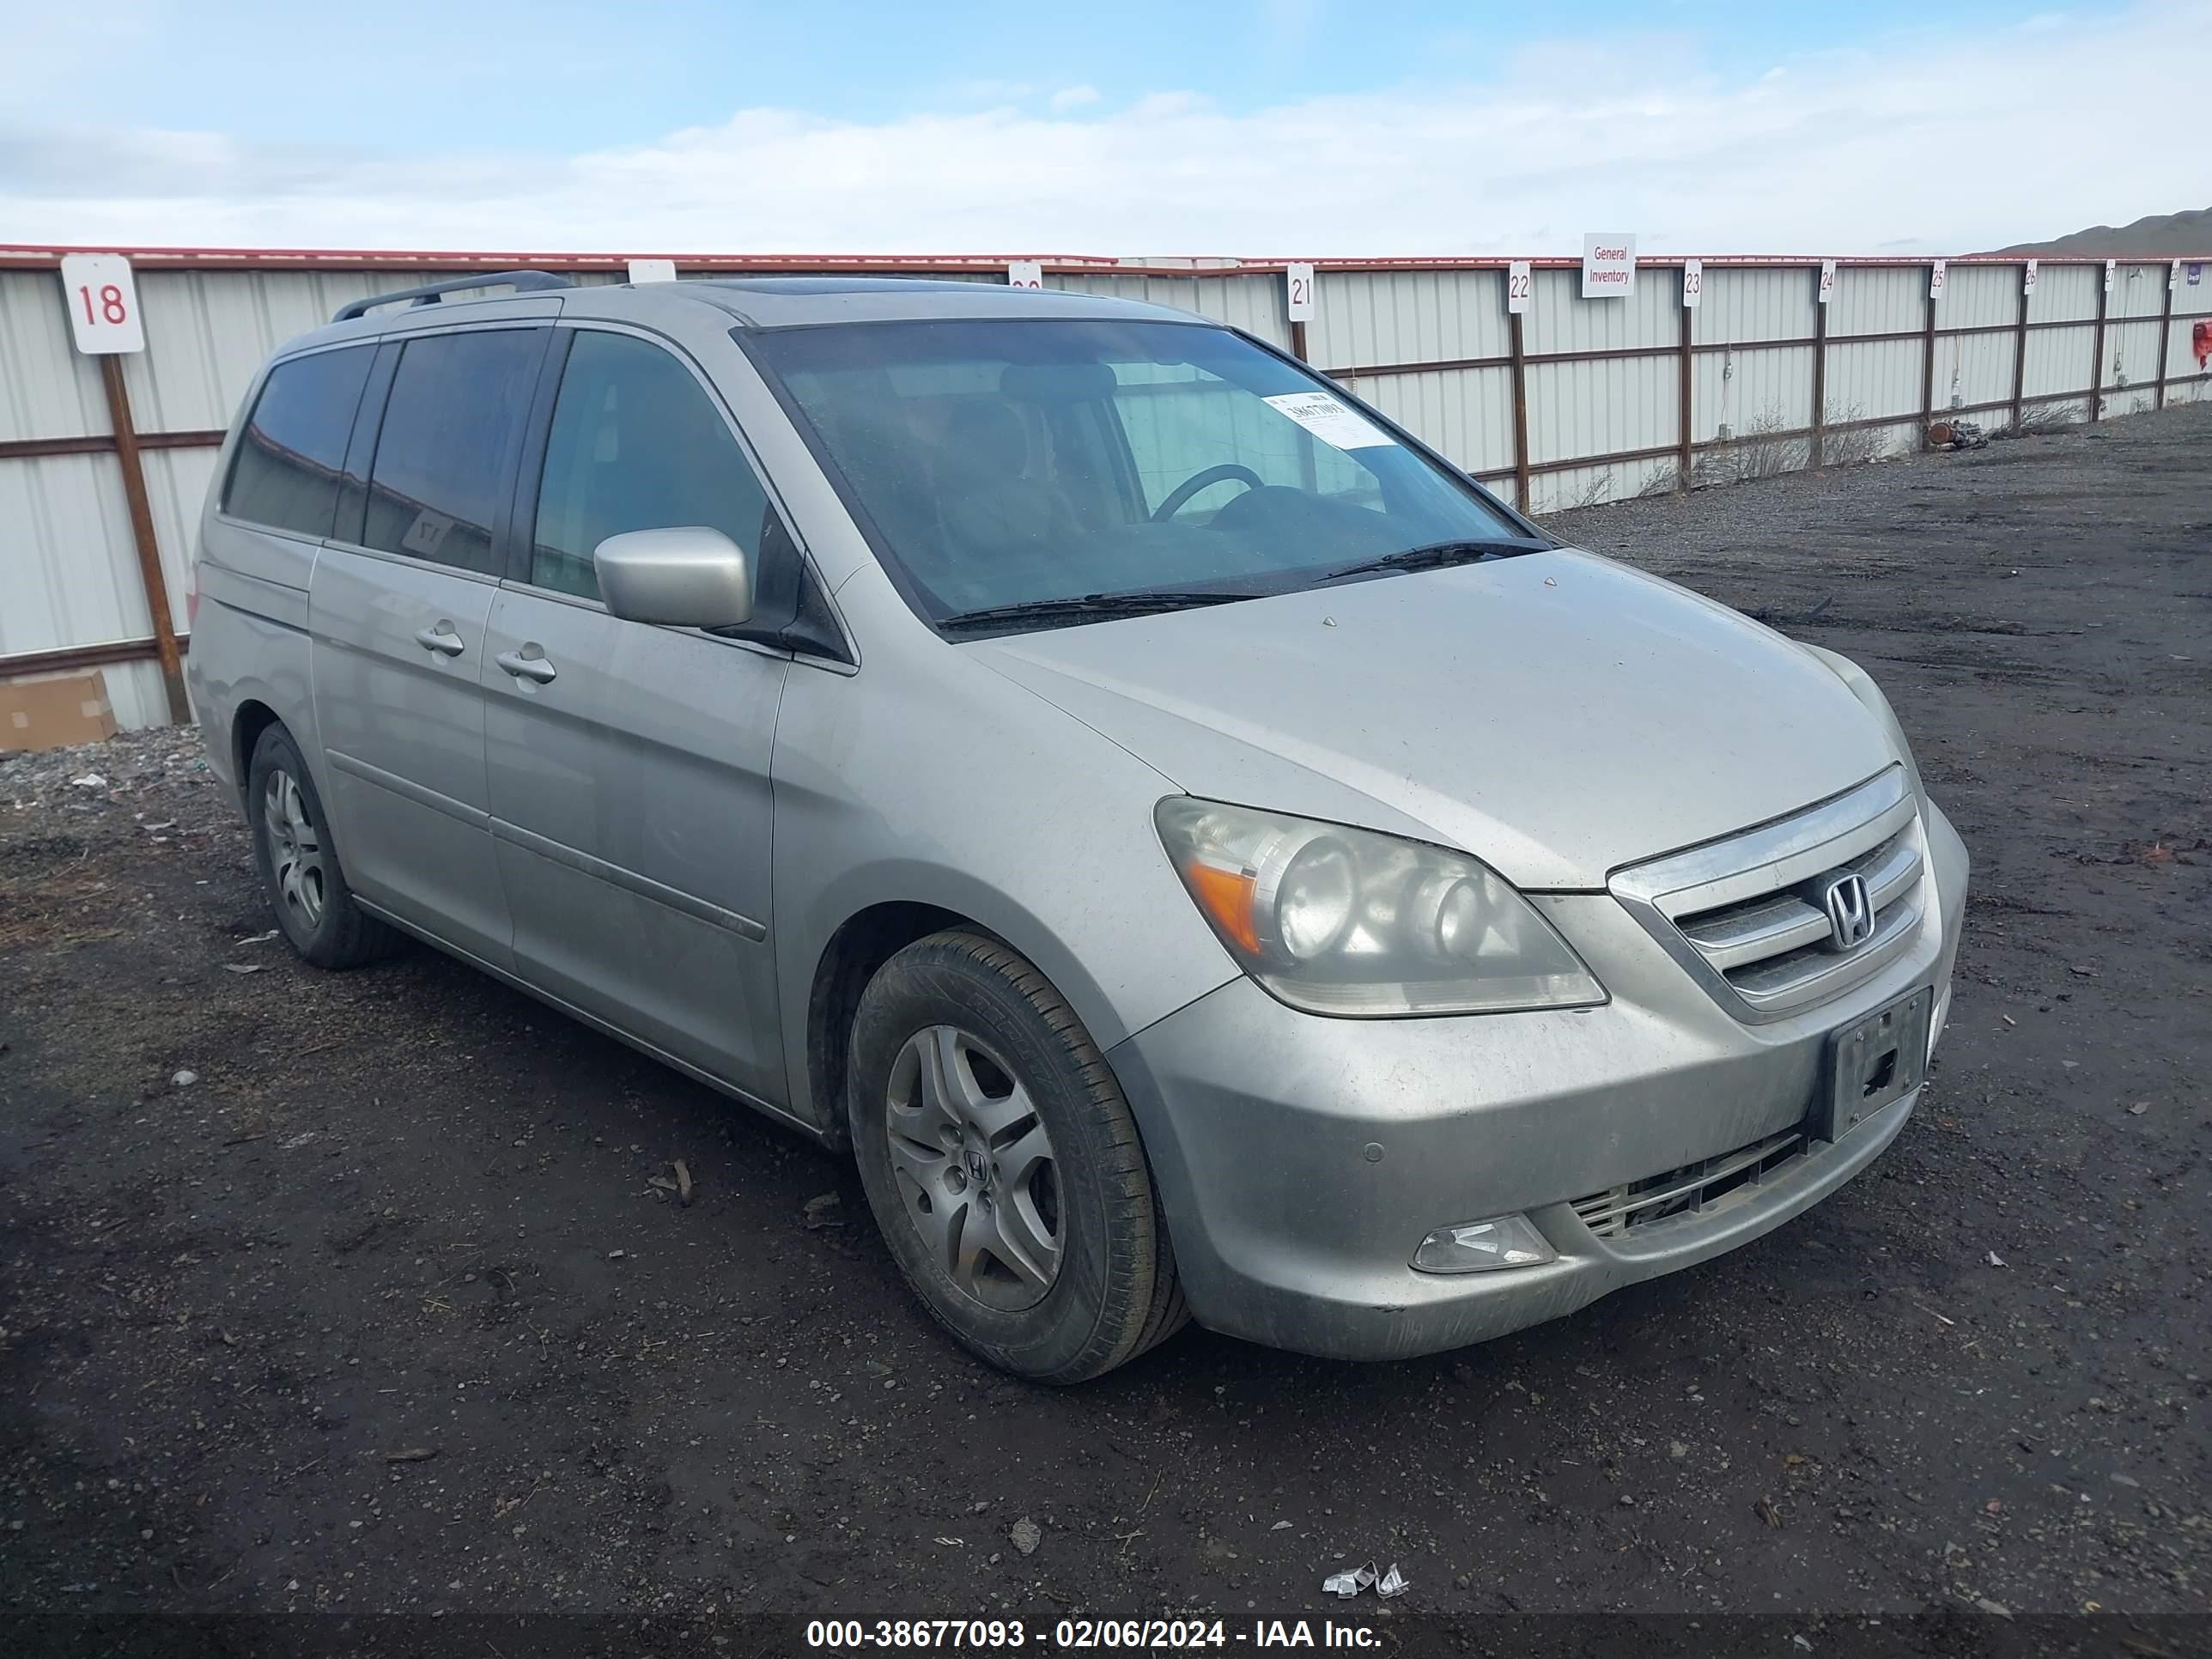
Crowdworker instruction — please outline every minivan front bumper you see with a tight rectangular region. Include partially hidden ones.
[1107,798,1968,1361]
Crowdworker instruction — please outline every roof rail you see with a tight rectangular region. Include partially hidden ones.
[331,269,574,323]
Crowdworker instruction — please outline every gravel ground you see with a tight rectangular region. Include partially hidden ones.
[3,405,2209,1649]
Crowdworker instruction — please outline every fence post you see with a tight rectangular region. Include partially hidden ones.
[1509,310,1532,514]
[1676,270,1694,490]
[1918,265,1937,447]
[2088,263,2108,422]
[1289,319,1310,362]
[2011,264,2030,430]
[97,354,189,725]
[1809,264,1827,467]
[2155,264,2174,410]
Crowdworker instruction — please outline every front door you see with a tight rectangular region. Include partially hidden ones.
[310,325,548,967]
[480,327,790,1103]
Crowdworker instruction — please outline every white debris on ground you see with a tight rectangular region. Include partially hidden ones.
[3,727,224,822]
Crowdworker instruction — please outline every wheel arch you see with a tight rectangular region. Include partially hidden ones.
[787,860,1198,1149]
[232,697,283,793]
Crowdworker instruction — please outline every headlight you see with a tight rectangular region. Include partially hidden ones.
[1155,798,1606,1018]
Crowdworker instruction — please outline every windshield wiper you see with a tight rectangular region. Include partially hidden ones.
[1320,538,1547,584]
[939,590,1251,635]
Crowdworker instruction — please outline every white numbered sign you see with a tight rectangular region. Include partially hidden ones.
[625,258,677,284]
[1285,262,1316,322]
[1817,259,1836,305]
[2022,258,2038,296]
[59,253,146,355]
[1680,258,1703,308]
[2103,258,2116,294]
[1505,259,1531,315]
[1006,260,1044,289]
[1928,259,1948,301]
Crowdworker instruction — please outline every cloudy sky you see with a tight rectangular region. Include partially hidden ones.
[3,0,2203,258]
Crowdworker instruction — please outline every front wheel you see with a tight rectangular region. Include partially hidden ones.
[847,931,1187,1382]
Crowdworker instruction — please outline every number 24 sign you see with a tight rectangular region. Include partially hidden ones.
[59,253,146,354]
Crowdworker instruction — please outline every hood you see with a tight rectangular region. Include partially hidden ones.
[962,549,1896,890]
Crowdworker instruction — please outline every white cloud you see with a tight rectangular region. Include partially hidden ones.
[3,1,2206,257]
[1049,84,1103,113]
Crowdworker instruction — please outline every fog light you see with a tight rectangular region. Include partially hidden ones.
[1411,1212,1558,1274]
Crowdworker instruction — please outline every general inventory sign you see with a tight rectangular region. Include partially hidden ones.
[58,253,145,354]
[1581,234,1636,299]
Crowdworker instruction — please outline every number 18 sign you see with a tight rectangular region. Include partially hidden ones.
[59,253,146,355]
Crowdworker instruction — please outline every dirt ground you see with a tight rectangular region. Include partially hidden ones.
[3,404,2209,1651]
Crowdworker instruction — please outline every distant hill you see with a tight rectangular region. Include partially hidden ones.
[1991,208,2212,255]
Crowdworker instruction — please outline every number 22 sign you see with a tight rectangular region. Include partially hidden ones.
[1505,260,1531,315]
[59,253,146,355]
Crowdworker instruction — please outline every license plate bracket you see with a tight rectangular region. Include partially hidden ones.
[1819,986,1934,1143]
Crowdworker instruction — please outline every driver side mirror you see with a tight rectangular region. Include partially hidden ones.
[594,526,754,628]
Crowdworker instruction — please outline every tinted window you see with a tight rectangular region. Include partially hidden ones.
[531,331,775,600]
[362,330,543,574]
[222,347,374,539]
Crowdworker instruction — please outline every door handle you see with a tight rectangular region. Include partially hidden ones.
[495,647,557,684]
[413,623,466,657]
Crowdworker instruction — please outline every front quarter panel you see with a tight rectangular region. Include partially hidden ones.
[769,563,1242,1125]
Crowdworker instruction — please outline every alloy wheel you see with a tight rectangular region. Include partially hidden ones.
[262,768,326,931]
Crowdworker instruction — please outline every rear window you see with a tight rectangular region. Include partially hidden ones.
[360,329,544,574]
[222,346,374,540]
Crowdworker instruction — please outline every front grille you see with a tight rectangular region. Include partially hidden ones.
[1571,1128,1805,1238]
[1611,767,1928,1023]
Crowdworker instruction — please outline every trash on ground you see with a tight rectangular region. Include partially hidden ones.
[1929,418,1988,451]
[1322,1561,1378,1597]
[1986,1251,2007,1267]
[802,1193,842,1228]
[71,774,107,789]
[674,1159,694,1206]
[222,963,263,975]
[384,1447,438,1463]
[1376,1564,1409,1598]
[1009,1516,1042,1557]
[171,1069,198,1088]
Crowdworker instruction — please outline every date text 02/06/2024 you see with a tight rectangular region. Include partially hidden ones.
[803,1618,1382,1648]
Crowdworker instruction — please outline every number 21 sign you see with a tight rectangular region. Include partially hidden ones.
[60,253,146,355]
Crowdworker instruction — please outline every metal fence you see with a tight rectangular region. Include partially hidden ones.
[4,245,2210,729]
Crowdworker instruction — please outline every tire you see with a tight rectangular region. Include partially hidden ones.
[848,930,1188,1382]
[245,723,400,970]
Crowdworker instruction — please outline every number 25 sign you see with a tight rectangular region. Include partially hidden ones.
[60,253,147,354]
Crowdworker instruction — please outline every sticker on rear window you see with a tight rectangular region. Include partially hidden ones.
[1261,392,1395,450]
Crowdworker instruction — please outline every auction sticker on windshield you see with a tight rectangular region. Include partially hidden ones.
[1262,392,1395,450]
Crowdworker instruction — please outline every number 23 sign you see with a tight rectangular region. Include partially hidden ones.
[60,254,147,354]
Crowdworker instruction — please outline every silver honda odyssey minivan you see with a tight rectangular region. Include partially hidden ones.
[187,271,1968,1382]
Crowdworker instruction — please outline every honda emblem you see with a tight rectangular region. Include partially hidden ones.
[1822,872,1875,950]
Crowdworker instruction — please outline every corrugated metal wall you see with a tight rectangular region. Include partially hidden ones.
[5,251,2209,729]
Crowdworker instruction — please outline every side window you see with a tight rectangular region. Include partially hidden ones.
[222,346,374,539]
[361,329,543,574]
[531,331,775,601]
[1112,367,1379,519]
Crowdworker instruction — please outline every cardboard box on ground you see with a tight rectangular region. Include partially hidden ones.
[2,671,118,753]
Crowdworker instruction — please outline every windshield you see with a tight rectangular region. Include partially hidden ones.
[744,318,1537,630]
